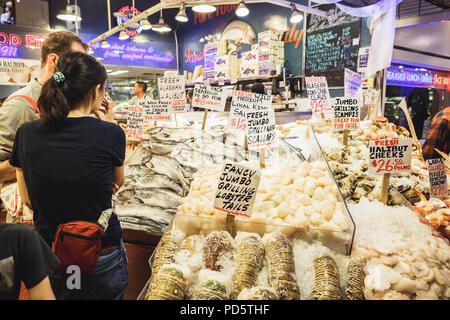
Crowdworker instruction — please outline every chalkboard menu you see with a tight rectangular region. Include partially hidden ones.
[305,4,361,87]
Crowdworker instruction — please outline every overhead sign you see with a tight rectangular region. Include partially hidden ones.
[426,158,448,199]
[333,97,360,130]
[368,139,412,175]
[213,162,261,218]
[192,84,227,112]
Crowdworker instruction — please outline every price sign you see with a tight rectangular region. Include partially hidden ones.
[344,68,362,99]
[368,139,412,174]
[140,99,173,123]
[333,97,360,130]
[426,158,448,199]
[247,108,276,149]
[229,90,272,134]
[213,163,261,217]
[192,84,227,111]
[125,105,144,141]
[305,76,332,116]
[158,75,186,110]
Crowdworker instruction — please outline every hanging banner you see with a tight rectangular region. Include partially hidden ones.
[344,68,362,99]
[426,158,448,199]
[158,75,187,111]
[192,84,227,112]
[140,99,173,123]
[125,105,145,141]
[333,97,361,130]
[213,162,261,218]
[368,138,412,174]
[305,76,332,115]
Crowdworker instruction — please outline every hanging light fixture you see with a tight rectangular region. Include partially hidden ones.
[175,4,188,23]
[132,35,149,43]
[101,39,110,48]
[289,3,303,24]
[235,1,249,17]
[192,4,216,13]
[57,0,82,21]
[119,30,129,40]
[153,11,172,33]
[87,46,94,54]
[140,18,152,30]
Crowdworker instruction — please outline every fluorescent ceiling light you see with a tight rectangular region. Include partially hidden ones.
[236,1,249,17]
[192,5,216,13]
[108,70,129,76]
[106,69,113,73]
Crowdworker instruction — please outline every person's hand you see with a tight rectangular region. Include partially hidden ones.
[93,98,116,124]
[112,182,120,195]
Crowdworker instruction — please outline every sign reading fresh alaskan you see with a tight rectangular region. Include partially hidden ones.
[426,158,448,199]
[125,105,145,141]
[140,99,173,123]
[158,75,186,111]
[305,76,332,115]
[192,84,227,112]
[213,162,261,217]
[333,97,360,130]
[368,139,412,174]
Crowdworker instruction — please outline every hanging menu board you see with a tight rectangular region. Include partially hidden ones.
[305,4,361,87]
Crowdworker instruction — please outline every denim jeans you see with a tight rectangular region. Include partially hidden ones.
[49,240,128,300]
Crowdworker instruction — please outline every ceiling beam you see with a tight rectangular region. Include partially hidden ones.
[87,0,333,45]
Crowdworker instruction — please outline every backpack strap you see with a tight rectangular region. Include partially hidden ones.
[5,95,40,115]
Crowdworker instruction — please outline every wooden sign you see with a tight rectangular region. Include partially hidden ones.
[368,138,412,175]
[213,163,261,218]
[125,105,145,141]
[426,158,448,199]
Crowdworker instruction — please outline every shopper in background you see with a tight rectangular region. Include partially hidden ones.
[0,31,86,185]
[0,223,59,300]
[422,106,450,160]
[251,83,266,95]
[127,81,148,106]
[9,52,128,300]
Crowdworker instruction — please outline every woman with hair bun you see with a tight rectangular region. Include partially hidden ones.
[9,52,128,300]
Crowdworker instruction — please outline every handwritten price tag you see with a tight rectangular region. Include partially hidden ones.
[125,105,144,141]
[426,158,448,199]
[368,139,412,174]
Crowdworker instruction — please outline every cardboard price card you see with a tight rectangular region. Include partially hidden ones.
[229,90,272,133]
[213,163,261,217]
[426,158,448,199]
[140,99,173,123]
[125,105,145,141]
[158,75,186,110]
[344,68,362,99]
[333,97,361,130]
[368,139,412,174]
[305,76,332,115]
[192,84,227,112]
[247,108,276,149]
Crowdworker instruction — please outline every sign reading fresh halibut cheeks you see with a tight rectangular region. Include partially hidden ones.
[214,163,261,217]
[368,139,412,174]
